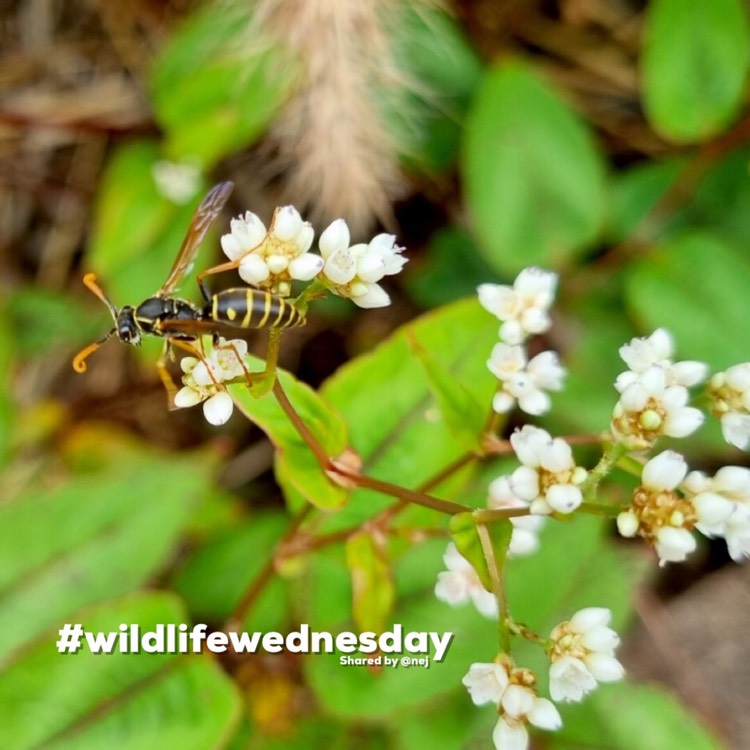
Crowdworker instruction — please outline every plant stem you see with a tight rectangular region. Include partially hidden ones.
[476,521,510,654]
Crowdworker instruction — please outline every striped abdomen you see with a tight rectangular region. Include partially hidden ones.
[209,288,305,329]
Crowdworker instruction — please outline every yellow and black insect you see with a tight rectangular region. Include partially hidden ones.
[72,181,304,397]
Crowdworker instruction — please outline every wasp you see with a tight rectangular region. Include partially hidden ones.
[72,181,304,400]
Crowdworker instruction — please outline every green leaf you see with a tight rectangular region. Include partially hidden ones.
[150,3,297,165]
[229,360,349,510]
[319,298,497,531]
[171,512,290,632]
[0,452,212,660]
[0,593,240,750]
[87,141,213,305]
[555,681,722,750]
[625,232,750,369]
[449,512,512,592]
[463,61,606,275]
[606,158,688,244]
[385,5,482,172]
[644,0,750,143]
[410,334,486,452]
[345,532,395,634]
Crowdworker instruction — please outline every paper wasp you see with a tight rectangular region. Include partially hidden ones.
[73,181,305,400]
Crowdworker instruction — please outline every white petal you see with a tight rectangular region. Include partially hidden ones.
[357,253,387,283]
[549,656,595,702]
[515,267,557,300]
[499,319,525,345]
[663,406,704,438]
[289,253,324,281]
[266,254,289,274]
[510,466,540,501]
[546,484,582,514]
[191,360,215,387]
[569,607,611,633]
[501,684,535,718]
[492,718,529,750]
[642,450,688,491]
[173,386,204,408]
[323,251,357,284]
[581,625,620,653]
[725,363,750,390]
[273,205,303,240]
[510,425,549,467]
[508,527,541,557]
[318,219,350,258]
[520,306,551,336]
[238,254,271,284]
[620,382,649,411]
[584,652,625,683]
[528,697,562,730]
[202,391,234,425]
[294,223,314,253]
[692,491,735,527]
[721,413,750,450]
[477,283,514,319]
[469,586,499,619]
[655,526,696,564]
[517,388,551,416]
[462,663,509,706]
[434,570,470,606]
[492,390,516,413]
[672,360,709,387]
[351,283,390,309]
[540,439,573,473]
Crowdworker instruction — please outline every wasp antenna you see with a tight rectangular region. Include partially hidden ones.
[72,329,115,373]
[82,273,119,320]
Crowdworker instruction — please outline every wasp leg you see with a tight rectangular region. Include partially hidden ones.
[197,259,243,304]
[247,328,283,398]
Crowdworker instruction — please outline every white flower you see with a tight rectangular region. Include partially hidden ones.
[151,159,201,205]
[462,662,509,706]
[683,466,750,559]
[174,339,248,426]
[615,329,708,392]
[478,268,557,345]
[487,476,545,556]
[611,365,704,449]
[707,363,750,449]
[319,220,407,309]
[617,451,699,565]
[548,607,624,703]
[462,659,562,750]
[508,426,587,515]
[434,543,497,618]
[487,344,566,416]
[220,205,322,295]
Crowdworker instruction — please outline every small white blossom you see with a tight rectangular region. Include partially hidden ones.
[152,159,201,204]
[615,329,708,392]
[617,451,699,565]
[434,543,497,618]
[707,363,750,449]
[462,662,509,706]
[463,659,562,750]
[487,476,545,557]
[478,268,558,345]
[508,426,588,515]
[174,339,248,426]
[611,365,704,449]
[319,220,407,308]
[683,466,750,560]
[487,344,566,416]
[548,607,624,703]
[220,206,322,295]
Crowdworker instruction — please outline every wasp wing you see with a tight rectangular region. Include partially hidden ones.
[157,316,262,342]
[158,181,234,297]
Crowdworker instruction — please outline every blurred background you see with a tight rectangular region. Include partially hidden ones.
[1,0,749,748]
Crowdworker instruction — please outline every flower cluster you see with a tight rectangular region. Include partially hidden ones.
[220,208,406,307]
[463,658,561,750]
[616,450,750,564]
[462,609,623,750]
[487,475,545,557]
[507,425,588,515]
[548,607,625,702]
[479,268,565,416]
[173,338,248,426]
[611,330,705,450]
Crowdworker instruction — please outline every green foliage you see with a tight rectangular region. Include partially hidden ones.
[449,512,512,592]
[0,593,240,750]
[463,61,607,276]
[644,0,750,142]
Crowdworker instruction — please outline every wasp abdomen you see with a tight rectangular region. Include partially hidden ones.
[209,289,305,329]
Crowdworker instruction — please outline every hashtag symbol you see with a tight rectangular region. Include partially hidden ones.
[56,623,84,654]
